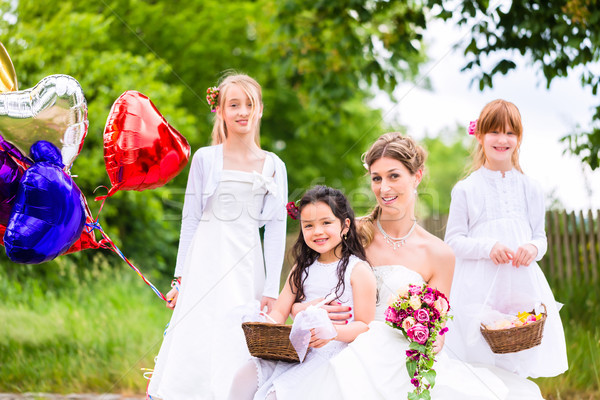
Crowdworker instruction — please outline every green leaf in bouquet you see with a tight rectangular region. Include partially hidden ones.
[406,359,417,378]
[425,356,435,369]
[409,341,426,353]
[423,369,437,387]
[407,392,420,400]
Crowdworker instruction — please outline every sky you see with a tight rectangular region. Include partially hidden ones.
[374,19,600,212]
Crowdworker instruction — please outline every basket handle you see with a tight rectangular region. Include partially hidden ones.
[259,312,279,324]
[537,303,547,316]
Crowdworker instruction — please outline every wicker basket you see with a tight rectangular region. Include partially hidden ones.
[480,304,547,354]
[241,322,304,363]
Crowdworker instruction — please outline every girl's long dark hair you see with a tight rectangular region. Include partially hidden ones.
[289,185,367,302]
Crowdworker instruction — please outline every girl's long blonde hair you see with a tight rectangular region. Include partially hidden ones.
[470,99,523,173]
[210,73,263,146]
[359,132,427,247]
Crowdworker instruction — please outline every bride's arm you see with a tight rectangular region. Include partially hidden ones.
[427,242,455,299]
[291,300,352,324]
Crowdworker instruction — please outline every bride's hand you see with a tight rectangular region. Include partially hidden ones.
[291,299,352,325]
[322,301,352,325]
[433,333,445,354]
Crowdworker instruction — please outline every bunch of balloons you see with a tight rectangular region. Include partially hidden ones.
[0,43,191,300]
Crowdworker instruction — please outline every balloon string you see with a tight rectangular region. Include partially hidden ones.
[142,367,153,400]
[85,221,167,302]
[143,356,160,400]
[92,186,110,215]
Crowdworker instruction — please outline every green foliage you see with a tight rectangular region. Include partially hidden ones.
[426,0,600,170]
[0,0,432,277]
[418,127,472,218]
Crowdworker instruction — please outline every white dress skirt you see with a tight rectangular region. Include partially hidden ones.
[285,265,545,400]
[148,168,273,400]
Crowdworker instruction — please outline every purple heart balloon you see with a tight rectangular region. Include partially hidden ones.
[4,141,84,264]
[0,146,24,226]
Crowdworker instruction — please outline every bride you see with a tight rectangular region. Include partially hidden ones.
[290,132,544,399]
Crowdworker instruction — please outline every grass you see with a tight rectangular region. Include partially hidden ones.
[534,280,600,398]
[0,252,598,397]
[0,254,170,394]
[536,324,600,398]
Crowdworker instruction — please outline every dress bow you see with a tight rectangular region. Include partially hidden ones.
[252,171,278,196]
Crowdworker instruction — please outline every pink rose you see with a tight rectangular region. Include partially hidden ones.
[401,316,416,331]
[414,308,430,324]
[385,307,400,324]
[422,292,435,307]
[408,285,422,296]
[407,323,429,344]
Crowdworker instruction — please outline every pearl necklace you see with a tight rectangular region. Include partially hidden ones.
[376,218,417,250]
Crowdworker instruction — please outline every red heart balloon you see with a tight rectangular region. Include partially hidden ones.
[102,91,190,198]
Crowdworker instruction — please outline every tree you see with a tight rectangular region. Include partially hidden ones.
[418,126,472,218]
[0,0,431,276]
[426,0,600,169]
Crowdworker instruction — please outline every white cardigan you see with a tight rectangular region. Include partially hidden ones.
[445,167,547,261]
[174,144,288,299]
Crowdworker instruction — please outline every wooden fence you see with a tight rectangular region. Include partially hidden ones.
[421,210,600,286]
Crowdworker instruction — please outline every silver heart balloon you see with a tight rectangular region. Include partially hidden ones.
[0,74,88,170]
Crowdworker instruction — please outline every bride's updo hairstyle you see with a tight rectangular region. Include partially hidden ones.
[359,132,427,247]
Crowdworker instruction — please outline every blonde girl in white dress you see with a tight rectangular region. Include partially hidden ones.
[228,185,377,400]
[148,73,288,400]
[444,99,568,378]
[289,132,544,399]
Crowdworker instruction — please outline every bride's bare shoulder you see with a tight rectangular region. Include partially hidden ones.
[418,227,455,267]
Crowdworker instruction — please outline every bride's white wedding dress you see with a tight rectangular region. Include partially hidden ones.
[288,265,544,400]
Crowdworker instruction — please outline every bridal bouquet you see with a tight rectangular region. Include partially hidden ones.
[384,284,451,400]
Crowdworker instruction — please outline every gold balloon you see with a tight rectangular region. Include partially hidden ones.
[0,42,18,92]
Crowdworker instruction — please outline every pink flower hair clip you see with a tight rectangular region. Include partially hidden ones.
[467,119,478,135]
[286,201,300,220]
[206,86,219,112]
